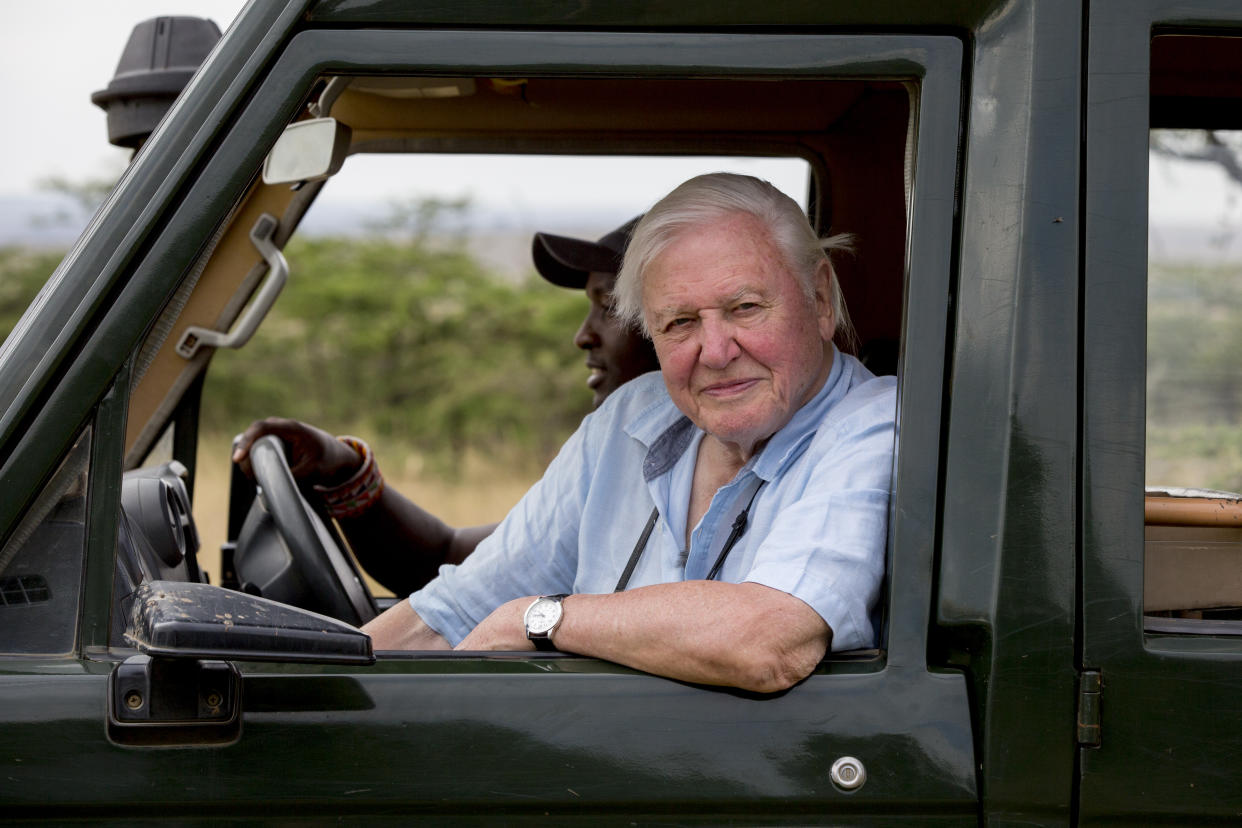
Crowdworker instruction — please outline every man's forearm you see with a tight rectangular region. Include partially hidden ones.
[552,582,831,693]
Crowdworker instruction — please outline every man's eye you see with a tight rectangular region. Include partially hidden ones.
[734,302,760,313]
[667,317,693,330]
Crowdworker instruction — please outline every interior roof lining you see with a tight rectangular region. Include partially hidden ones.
[327,75,906,136]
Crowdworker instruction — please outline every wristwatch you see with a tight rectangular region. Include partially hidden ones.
[524,594,569,651]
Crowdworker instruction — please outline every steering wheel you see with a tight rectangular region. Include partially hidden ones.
[234,435,376,626]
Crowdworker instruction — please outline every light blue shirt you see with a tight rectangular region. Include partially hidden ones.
[411,347,896,651]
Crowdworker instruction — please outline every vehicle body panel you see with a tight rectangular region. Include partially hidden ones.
[2,0,1239,822]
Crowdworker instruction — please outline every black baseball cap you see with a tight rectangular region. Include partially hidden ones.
[532,216,642,289]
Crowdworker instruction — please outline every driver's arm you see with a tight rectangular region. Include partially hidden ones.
[337,486,496,596]
[233,417,494,595]
[456,581,831,694]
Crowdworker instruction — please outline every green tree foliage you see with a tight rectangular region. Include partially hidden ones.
[1,171,122,343]
[1147,260,1242,491]
[0,247,65,344]
[0,198,596,476]
[202,229,592,473]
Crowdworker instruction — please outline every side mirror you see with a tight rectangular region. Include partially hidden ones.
[261,117,351,185]
[125,580,374,664]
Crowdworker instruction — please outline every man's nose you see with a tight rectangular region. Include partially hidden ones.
[574,314,599,350]
[697,316,740,369]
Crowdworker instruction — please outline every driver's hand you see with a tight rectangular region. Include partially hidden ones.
[232,417,363,486]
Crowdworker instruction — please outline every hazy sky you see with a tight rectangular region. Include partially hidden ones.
[0,0,805,232]
[1,1,248,196]
[3,1,1239,230]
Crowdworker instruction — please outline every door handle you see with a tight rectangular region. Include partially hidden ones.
[176,213,287,359]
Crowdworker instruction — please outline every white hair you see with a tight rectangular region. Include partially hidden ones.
[613,172,854,349]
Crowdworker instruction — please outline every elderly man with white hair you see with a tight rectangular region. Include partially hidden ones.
[365,173,896,693]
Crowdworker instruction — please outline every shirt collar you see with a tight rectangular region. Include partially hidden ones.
[625,345,848,483]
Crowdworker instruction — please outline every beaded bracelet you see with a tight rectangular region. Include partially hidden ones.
[313,436,384,520]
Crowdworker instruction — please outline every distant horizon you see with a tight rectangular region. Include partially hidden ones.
[6,188,1242,271]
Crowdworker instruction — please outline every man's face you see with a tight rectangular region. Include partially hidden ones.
[575,271,660,408]
[642,213,835,456]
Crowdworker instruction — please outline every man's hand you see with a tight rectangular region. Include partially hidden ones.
[363,599,451,650]
[455,596,537,651]
[229,418,494,597]
[232,417,362,486]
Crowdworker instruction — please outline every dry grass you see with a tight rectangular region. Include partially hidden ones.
[191,432,541,597]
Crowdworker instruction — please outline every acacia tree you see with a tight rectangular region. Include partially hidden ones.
[203,200,592,473]
[1151,130,1242,186]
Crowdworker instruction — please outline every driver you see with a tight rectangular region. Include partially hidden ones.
[362,173,896,693]
[234,218,659,595]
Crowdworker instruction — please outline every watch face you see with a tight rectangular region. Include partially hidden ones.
[525,598,562,635]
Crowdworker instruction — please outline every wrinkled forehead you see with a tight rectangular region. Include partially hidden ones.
[641,215,792,296]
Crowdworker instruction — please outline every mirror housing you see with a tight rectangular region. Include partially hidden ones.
[126,580,374,664]
[261,117,351,185]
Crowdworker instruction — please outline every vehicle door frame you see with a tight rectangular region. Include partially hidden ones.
[1081,0,1242,821]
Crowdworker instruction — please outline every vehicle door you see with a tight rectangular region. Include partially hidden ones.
[0,4,975,822]
[1082,0,1242,821]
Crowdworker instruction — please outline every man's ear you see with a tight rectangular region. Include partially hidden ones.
[815,261,837,342]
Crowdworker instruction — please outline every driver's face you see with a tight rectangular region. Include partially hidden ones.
[574,271,660,408]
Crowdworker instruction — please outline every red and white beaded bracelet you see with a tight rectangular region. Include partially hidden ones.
[313,436,385,520]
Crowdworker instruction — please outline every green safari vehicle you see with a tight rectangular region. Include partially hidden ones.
[3,0,1242,823]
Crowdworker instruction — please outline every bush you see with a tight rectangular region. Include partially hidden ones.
[1147,260,1242,490]
[201,233,592,473]
[0,247,65,345]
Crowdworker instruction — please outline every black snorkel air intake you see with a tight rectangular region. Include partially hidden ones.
[91,15,221,151]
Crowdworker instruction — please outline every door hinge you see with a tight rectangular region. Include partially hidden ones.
[1077,669,1102,747]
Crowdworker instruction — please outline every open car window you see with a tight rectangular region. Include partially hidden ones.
[1145,35,1242,633]
[108,31,952,670]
